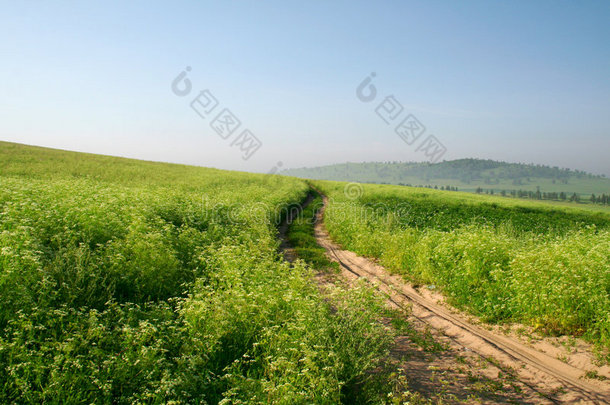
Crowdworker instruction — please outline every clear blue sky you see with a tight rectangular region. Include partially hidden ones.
[2,1,609,175]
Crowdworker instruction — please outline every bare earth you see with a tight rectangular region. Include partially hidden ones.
[307,194,610,404]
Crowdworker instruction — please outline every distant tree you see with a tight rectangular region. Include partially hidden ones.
[591,194,597,203]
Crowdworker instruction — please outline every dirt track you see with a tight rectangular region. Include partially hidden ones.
[314,194,610,404]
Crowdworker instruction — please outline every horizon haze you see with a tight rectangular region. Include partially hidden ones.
[1,1,609,175]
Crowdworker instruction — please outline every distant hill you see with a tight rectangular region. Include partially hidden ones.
[281,159,610,197]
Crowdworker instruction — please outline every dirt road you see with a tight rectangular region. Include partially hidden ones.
[314,194,610,404]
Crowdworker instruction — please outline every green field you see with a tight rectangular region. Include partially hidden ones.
[2,141,610,403]
[316,180,610,355]
[0,142,397,403]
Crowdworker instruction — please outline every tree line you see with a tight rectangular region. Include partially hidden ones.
[475,187,610,205]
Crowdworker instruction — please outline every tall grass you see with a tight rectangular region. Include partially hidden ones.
[317,181,610,351]
[0,143,394,403]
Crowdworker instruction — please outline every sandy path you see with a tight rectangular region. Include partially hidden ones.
[315,194,610,404]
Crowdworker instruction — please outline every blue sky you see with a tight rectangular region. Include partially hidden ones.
[2,1,609,175]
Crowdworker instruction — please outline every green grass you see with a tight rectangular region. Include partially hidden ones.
[0,142,399,404]
[315,180,610,357]
[286,192,339,272]
[8,139,607,402]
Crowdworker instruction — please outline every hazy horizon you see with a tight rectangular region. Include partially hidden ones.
[2,1,609,176]
[5,140,608,180]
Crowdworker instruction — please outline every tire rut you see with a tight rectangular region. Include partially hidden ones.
[315,193,610,404]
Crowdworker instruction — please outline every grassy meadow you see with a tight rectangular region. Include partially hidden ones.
[0,142,398,404]
[2,140,609,403]
[316,180,610,354]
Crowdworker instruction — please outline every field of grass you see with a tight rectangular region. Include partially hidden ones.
[4,140,609,402]
[316,180,610,355]
[0,142,398,403]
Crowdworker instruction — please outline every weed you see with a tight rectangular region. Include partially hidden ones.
[316,180,610,354]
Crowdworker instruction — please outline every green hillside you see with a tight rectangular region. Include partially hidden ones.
[0,141,394,403]
[282,159,610,200]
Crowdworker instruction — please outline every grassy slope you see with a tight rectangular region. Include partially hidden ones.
[0,141,395,403]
